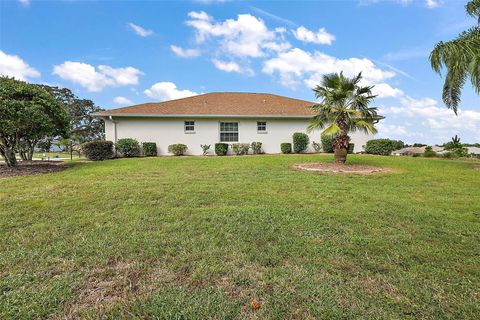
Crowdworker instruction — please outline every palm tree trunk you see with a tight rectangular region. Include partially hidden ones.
[333,120,349,164]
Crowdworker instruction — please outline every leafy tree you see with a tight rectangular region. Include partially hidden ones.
[430,0,480,113]
[36,138,53,153]
[37,85,105,144]
[0,77,70,166]
[308,72,379,163]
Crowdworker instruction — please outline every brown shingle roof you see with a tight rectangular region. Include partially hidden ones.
[94,92,316,118]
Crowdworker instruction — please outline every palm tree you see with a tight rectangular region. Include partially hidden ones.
[430,0,480,114]
[308,72,380,164]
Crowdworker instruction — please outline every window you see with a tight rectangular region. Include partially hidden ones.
[257,121,267,132]
[220,122,238,142]
[184,121,195,133]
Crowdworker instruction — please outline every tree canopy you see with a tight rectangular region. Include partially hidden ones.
[37,85,105,144]
[0,77,70,166]
[430,0,480,113]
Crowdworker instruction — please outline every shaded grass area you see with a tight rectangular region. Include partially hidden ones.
[0,155,479,319]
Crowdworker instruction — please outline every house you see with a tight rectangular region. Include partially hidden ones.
[393,146,445,156]
[93,92,375,155]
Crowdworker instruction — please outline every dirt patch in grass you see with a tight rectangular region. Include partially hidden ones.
[0,161,67,178]
[60,261,146,319]
[294,162,390,174]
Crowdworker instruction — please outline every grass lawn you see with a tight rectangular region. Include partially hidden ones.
[31,152,83,160]
[1,154,479,319]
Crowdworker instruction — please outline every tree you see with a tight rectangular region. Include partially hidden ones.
[308,72,380,163]
[444,135,469,157]
[37,85,105,144]
[429,0,480,113]
[0,77,70,166]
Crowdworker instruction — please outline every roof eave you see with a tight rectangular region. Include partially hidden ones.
[93,113,314,119]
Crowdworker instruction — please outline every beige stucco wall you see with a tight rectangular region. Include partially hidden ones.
[104,117,373,155]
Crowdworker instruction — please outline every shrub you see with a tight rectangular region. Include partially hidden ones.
[312,141,322,153]
[251,142,263,154]
[422,146,436,158]
[365,139,396,156]
[348,143,355,154]
[441,151,455,159]
[412,153,421,158]
[116,138,141,157]
[232,143,250,155]
[168,144,188,156]
[293,132,309,153]
[215,143,229,156]
[281,143,292,154]
[392,140,405,150]
[200,144,211,156]
[82,140,114,161]
[321,135,334,153]
[142,142,157,157]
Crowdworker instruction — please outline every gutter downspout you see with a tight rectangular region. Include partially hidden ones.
[109,116,117,157]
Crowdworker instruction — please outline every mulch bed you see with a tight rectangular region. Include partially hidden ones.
[294,162,388,174]
[0,161,68,178]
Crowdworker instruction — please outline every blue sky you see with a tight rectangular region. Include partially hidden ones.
[1,0,479,144]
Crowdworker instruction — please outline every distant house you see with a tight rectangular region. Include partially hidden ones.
[93,92,374,155]
[393,146,445,156]
[467,147,480,155]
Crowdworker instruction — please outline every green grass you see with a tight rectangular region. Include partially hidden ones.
[1,154,479,319]
[31,152,83,159]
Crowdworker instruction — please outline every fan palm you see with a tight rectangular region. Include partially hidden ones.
[308,72,380,163]
[430,0,480,114]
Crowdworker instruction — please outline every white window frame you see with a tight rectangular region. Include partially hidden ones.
[219,121,239,142]
[257,121,267,133]
[184,120,195,134]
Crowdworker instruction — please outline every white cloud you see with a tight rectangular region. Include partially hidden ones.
[211,59,241,73]
[128,22,153,37]
[19,0,30,7]
[170,45,201,58]
[292,26,335,45]
[185,11,289,58]
[378,96,480,142]
[425,0,440,9]
[0,50,40,80]
[262,48,395,88]
[113,96,133,105]
[52,61,143,92]
[144,82,198,101]
[372,83,404,98]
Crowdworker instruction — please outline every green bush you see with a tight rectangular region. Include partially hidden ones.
[116,138,141,157]
[232,143,250,155]
[312,141,322,153]
[168,144,188,156]
[281,143,292,154]
[200,144,211,156]
[422,146,437,158]
[321,135,334,153]
[251,142,263,154]
[82,140,114,161]
[441,151,455,159]
[365,139,396,156]
[293,132,309,153]
[142,142,157,157]
[392,140,405,150]
[215,143,229,156]
[348,143,355,154]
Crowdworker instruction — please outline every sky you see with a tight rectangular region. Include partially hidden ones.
[1,0,479,145]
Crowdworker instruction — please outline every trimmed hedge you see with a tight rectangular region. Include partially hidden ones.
[82,140,114,161]
[365,139,396,156]
[168,144,188,156]
[142,142,157,157]
[281,143,292,154]
[215,143,229,156]
[293,132,309,153]
[116,138,141,157]
[321,135,334,153]
[232,143,250,155]
[251,142,263,154]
